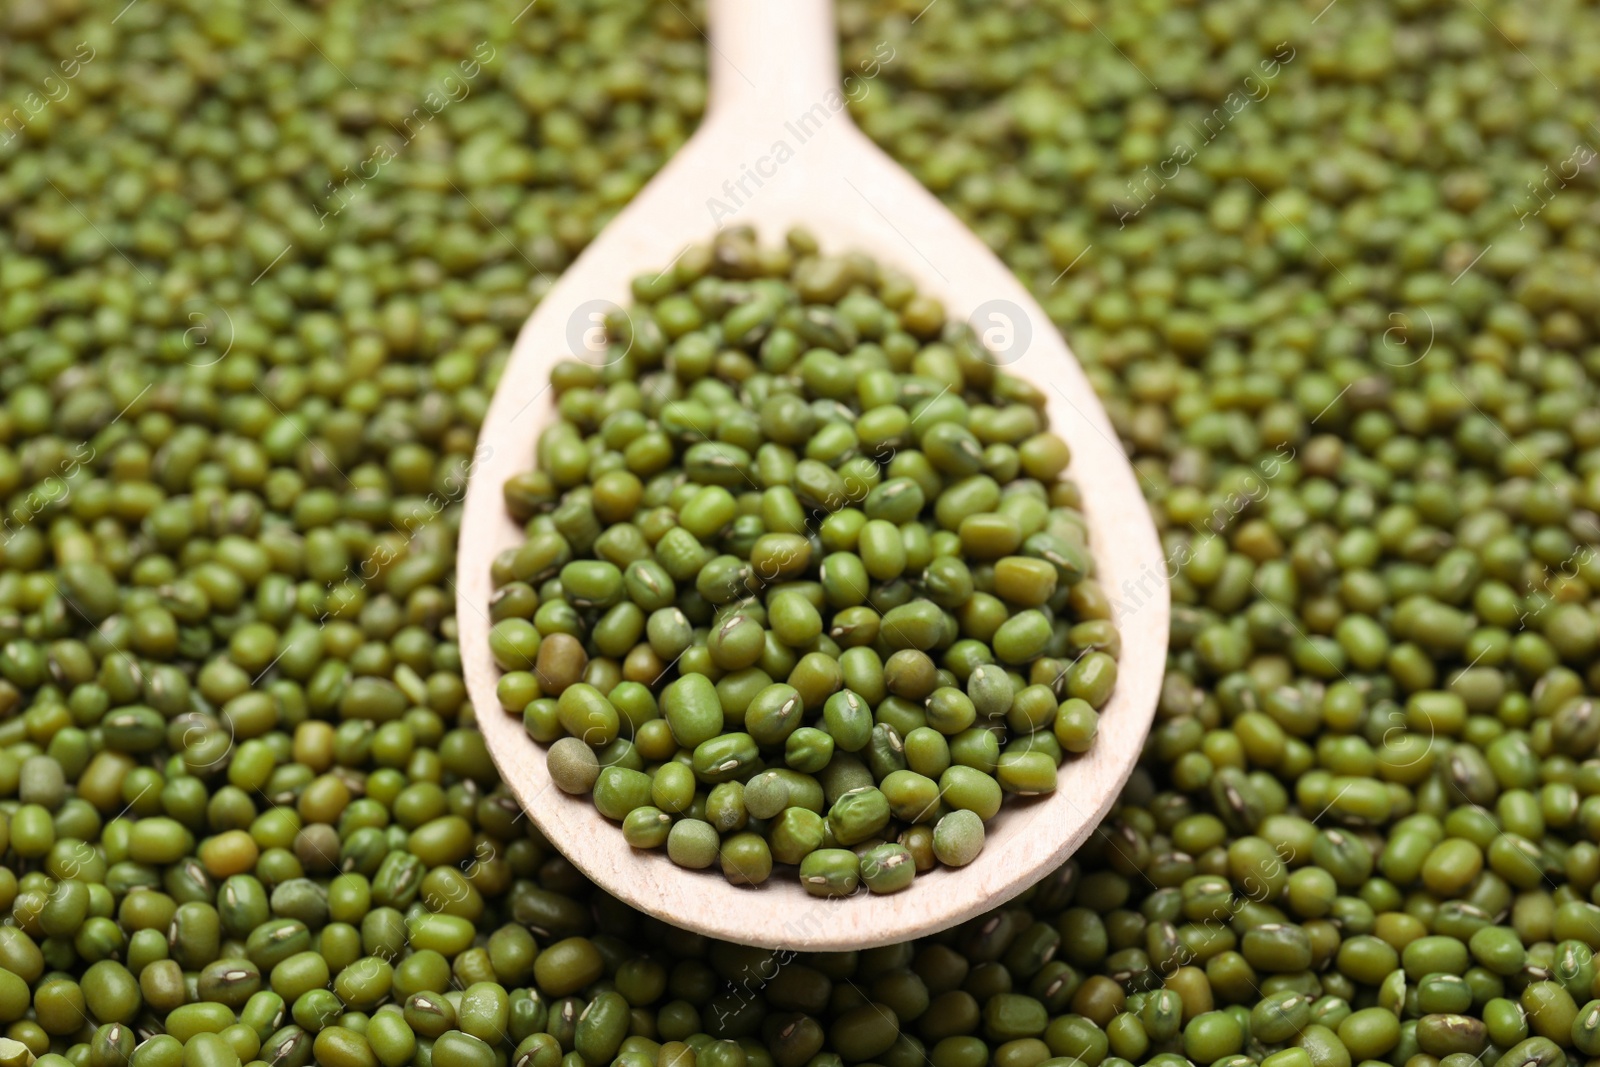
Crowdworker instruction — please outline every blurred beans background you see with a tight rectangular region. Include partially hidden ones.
[3,2,1600,1067]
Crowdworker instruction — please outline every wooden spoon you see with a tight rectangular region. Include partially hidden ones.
[456,0,1169,950]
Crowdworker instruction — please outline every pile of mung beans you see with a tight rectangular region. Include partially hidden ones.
[490,228,1115,892]
[4,0,1600,1067]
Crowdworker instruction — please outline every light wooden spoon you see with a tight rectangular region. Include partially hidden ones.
[456,0,1168,950]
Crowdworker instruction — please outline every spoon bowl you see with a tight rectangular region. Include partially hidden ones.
[457,0,1168,950]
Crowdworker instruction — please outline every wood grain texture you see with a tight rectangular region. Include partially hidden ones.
[456,0,1169,950]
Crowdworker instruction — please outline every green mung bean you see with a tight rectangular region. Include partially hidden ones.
[497,232,1112,888]
[5,5,1600,1067]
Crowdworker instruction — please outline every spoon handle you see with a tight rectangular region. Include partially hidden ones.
[706,0,842,122]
